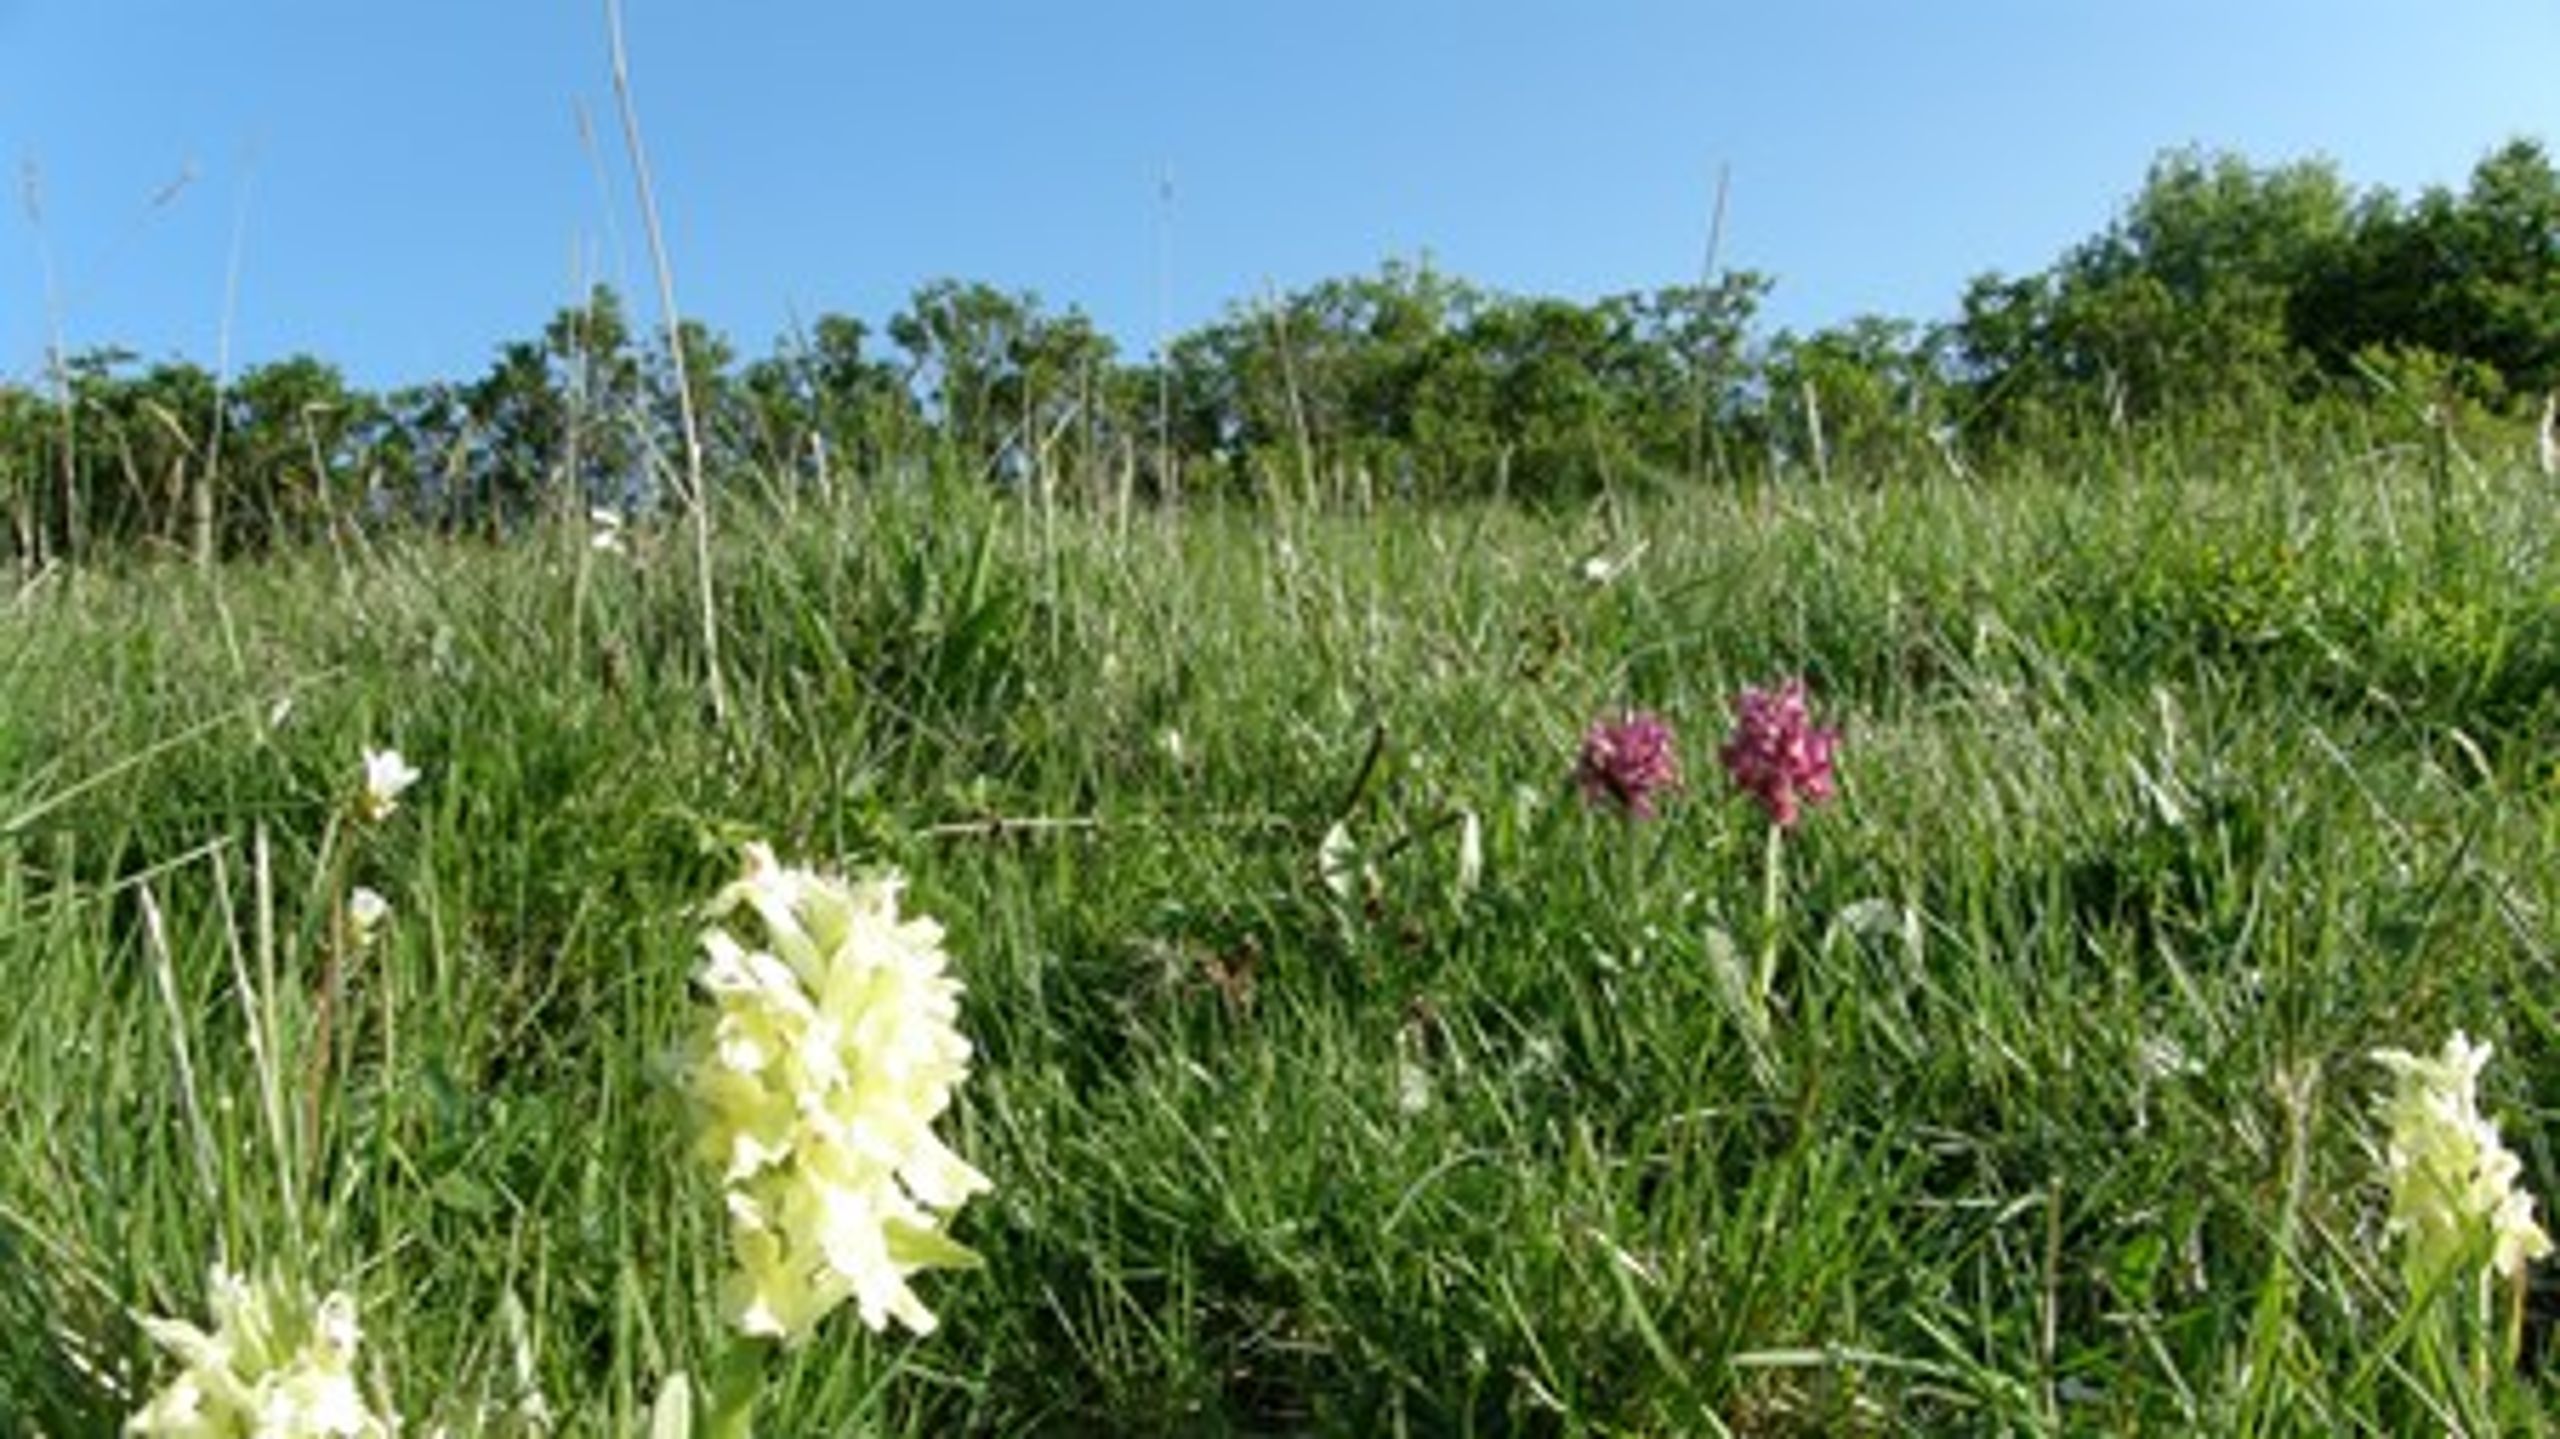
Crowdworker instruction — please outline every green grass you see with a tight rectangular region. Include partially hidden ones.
[5,438,2560,1434]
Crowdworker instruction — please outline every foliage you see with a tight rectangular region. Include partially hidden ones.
[7,431,2560,1430]
[1950,140,2560,440]
[4,138,2557,563]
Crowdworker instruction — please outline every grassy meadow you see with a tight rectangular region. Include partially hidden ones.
[5,432,2560,1433]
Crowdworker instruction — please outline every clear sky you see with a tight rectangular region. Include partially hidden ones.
[4,2,2555,391]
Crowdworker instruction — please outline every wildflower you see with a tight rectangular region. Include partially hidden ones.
[1577,540,1647,586]
[1718,679,1838,828]
[127,1267,392,1437]
[498,1289,550,1434]
[683,844,990,1343]
[1575,711,1683,819]
[1451,809,1483,904]
[2372,1032,2552,1295]
[1394,1054,1433,1115]
[2134,1034,2200,1083]
[355,748,419,823]
[1318,821,1364,902]
[346,888,390,950]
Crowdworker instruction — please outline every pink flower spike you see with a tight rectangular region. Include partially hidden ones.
[1576,710,1683,819]
[1718,678,1839,828]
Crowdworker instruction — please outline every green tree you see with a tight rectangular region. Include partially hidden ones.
[1609,273,1771,479]
[223,355,372,552]
[1953,148,2349,431]
[0,383,46,563]
[998,306,1117,499]
[1412,296,1625,498]
[543,285,646,510]
[889,279,1039,476]
[1758,316,1944,482]
[647,316,741,496]
[464,340,566,528]
[2295,139,2560,400]
[1171,257,1483,501]
[738,314,920,490]
[361,382,469,527]
[64,356,218,557]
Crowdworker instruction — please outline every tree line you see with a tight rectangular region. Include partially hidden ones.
[6,138,2556,565]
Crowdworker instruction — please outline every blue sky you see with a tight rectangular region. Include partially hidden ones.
[4,2,2555,391]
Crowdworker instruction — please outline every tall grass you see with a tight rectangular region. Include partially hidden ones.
[3,431,2557,1432]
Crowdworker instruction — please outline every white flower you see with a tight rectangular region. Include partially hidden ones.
[683,843,991,1343]
[2134,1034,2199,1082]
[1576,540,1646,586]
[346,888,391,950]
[588,507,626,554]
[356,748,419,823]
[1451,809,1483,905]
[1394,1054,1433,1116]
[1317,822,1360,903]
[2372,1032,2553,1293]
[127,1268,392,1437]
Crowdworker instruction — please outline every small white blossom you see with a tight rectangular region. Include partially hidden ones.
[346,888,391,950]
[356,748,419,823]
[1394,1054,1433,1116]
[2135,1035,2199,1082]
[1318,822,1360,902]
[1451,809,1483,904]
[1576,540,1646,586]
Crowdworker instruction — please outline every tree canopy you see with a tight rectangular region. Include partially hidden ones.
[6,139,2555,563]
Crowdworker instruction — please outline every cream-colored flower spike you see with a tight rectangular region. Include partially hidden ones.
[126,1267,393,1437]
[684,843,991,1344]
[2372,1032,2553,1294]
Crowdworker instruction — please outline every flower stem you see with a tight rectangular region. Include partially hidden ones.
[303,815,353,1197]
[1752,821,1786,1009]
[2504,1265,2527,1373]
[703,1336,767,1439]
